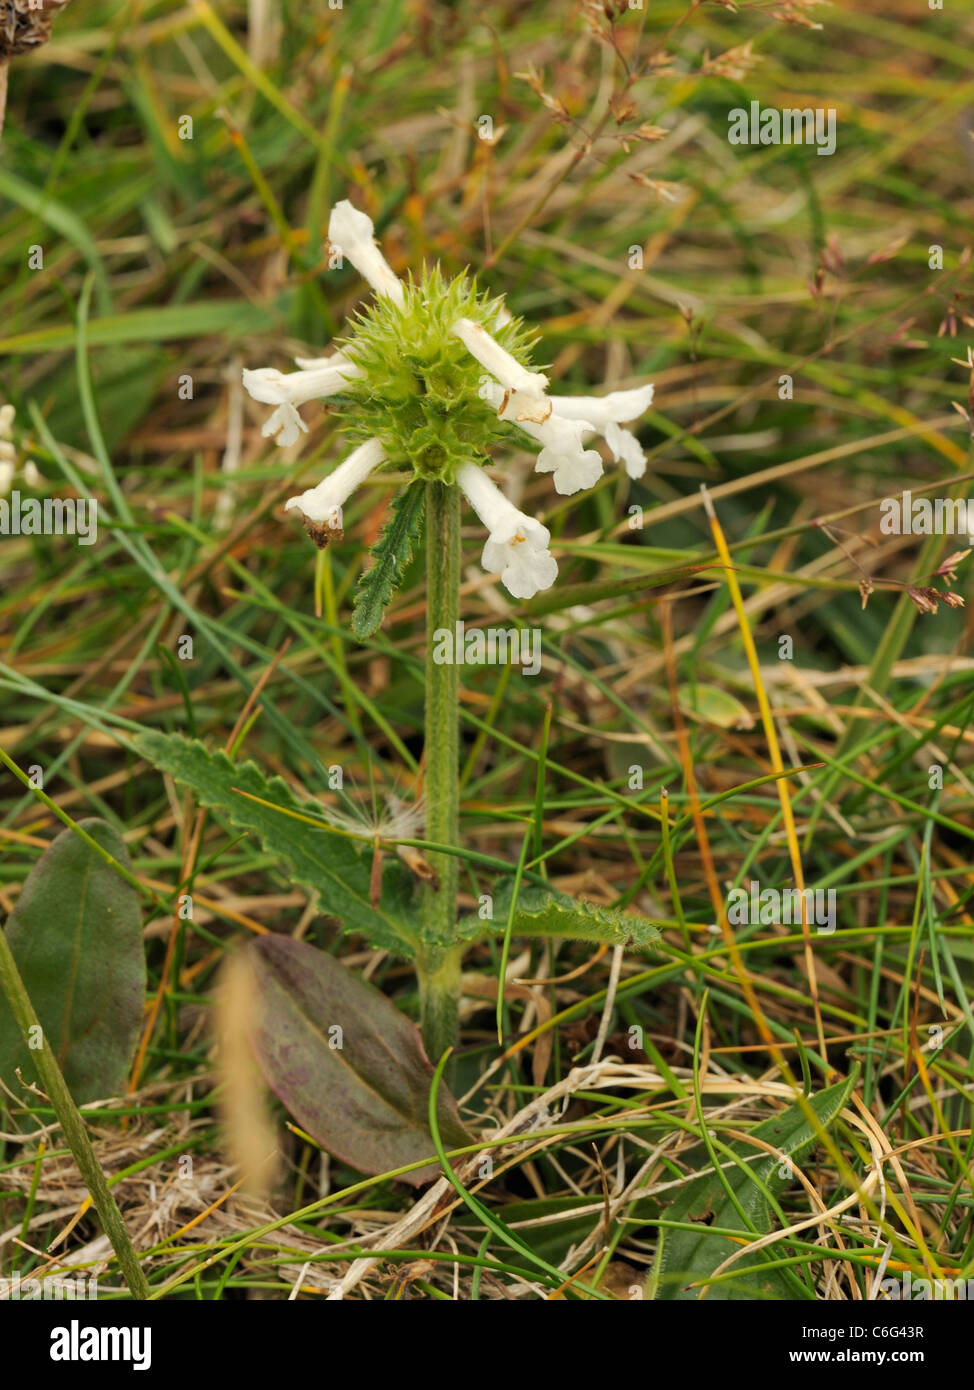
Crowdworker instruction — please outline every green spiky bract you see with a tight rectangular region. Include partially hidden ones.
[334,265,540,484]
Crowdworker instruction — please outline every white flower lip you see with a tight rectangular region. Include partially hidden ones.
[534,430,604,494]
[261,402,308,448]
[329,200,405,306]
[605,421,646,479]
[0,405,43,493]
[457,461,557,600]
[285,438,386,543]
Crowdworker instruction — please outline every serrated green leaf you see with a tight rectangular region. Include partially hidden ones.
[352,480,425,639]
[135,732,418,955]
[459,881,661,949]
[0,820,145,1107]
[649,1071,857,1301]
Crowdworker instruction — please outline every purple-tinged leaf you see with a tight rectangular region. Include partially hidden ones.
[248,936,472,1185]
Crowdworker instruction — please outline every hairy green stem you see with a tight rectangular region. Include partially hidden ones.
[0,927,150,1299]
[417,941,462,1067]
[419,482,462,1062]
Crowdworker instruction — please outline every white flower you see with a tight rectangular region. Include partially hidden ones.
[481,380,603,496]
[452,317,549,420]
[549,384,655,479]
[243,358,360,406]
[0,405,15,496]
[329,201,404,306]
[284,437,385,546]
[456,461,557,599]
[0,405,40,494]
[242,356,361,449]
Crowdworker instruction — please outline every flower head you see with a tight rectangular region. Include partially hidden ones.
[906,585,942,616]
[240,202,655,603]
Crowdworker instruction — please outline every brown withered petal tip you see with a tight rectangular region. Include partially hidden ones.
[0,0,71,59]
[302,516,344,550]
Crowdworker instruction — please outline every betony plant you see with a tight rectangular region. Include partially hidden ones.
[241,200,658,1062]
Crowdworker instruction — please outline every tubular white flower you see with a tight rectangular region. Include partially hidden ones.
[243,356,361,448]
[285,438,386,545]
[481,380,603,496]
[457,461,557,600]
[243,360,361,406]
[549,384,654,479]
[452,317,549,416]
[329,201,405,306]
